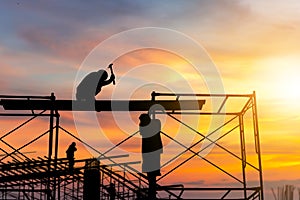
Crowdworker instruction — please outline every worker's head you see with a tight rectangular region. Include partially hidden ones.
[139,113,151,126]
[71,142,76,146]
[97,69,108,81]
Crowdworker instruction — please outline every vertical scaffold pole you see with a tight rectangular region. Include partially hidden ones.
[48,93,55,159]
[47,92,55,200]
[54,111,60,161]
[239,114,247,199]
[252,91,264,200]
[53,110,60,199]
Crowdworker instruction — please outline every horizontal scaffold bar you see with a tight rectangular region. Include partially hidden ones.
[0,99,205,111]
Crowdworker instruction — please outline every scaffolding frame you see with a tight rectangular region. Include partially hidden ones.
[149,91,264,200]
[0,91,264,199]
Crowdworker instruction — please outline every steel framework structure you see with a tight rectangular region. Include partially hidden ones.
[0,91,264,199]
[150,91,264,200]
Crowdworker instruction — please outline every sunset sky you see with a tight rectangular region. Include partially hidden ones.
[1,1,300,199]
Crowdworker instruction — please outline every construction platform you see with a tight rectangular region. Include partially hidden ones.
[0,156,147,199]
[0,92,264,199]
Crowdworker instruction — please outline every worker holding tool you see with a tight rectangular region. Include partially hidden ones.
[76,63,115,101]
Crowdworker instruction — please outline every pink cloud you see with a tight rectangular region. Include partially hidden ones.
[19,28,105,64]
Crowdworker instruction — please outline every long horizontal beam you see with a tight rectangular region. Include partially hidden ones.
[0,99,205,111]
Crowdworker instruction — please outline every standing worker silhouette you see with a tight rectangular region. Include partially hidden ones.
[66,142,77,171]
[76,63,115,101]
[139,113,163,200]
[107,183,116,200]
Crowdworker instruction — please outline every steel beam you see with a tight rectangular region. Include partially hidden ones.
[0,99,205,111]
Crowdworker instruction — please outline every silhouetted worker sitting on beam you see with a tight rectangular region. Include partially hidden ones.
[66,142,77,171]
[76,64,115,101]
[139,113,163,200]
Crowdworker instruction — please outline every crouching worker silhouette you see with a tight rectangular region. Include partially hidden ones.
[76,64,115,102]
[66,142,77,172]
[139,114,163,200]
